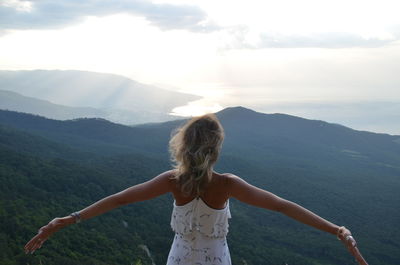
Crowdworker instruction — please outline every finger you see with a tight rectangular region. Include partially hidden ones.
[25,235,46,254]
[25,242,36,254]
[25,238,38,254]
[352,247,368,265]
[353,247,369,265]
[24,239,33,251]
[29,238,45,254]
[349,246,359,258]
[25,235,40,252]
[38,241,44,249]
[29,243,39,254]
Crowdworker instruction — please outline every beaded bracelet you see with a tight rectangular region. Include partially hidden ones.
[70,212,82,224]
[336,226,346,240]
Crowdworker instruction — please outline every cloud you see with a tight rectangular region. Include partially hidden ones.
[222,25,400,50]
[0,0,219,32]
[258,32,396,48]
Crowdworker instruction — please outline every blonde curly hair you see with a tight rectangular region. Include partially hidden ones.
[169,114,224,196]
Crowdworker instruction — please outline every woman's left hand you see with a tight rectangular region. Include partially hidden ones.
[24,217,70,254]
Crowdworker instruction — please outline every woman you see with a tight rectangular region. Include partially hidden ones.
[25,114,368,265]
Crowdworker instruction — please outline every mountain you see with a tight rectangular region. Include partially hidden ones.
[1,107,399,265]
[0,89,106,119]
[218,106,400,166]
[1,106,399,166]
[0,89,181,125]
[0,109,178,156]
[0,70,200,124]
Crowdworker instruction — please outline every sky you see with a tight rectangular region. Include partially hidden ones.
[0,0,400,134]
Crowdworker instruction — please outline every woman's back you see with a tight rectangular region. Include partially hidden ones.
[168,172,232,264]
[171,172,230,210]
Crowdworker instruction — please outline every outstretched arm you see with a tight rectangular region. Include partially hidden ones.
[226,174,368,265]
[24,170,174,254]
[77,170,173,221]
[227,174,338,234]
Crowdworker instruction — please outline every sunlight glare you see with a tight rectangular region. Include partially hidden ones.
[170,99,223,117]
[170,84,228,117]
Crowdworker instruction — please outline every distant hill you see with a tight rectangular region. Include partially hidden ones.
[0,89,181,125]
[0,107,399,265]
[0,89,106,119]
[0,70,200,124]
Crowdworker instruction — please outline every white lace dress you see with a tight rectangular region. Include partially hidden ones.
[167,197,232,265]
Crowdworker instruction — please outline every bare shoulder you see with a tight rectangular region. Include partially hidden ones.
[219,172,236,178]
[220,173,285,211]
[219,172,244,185]
[216,172,247,194]
[158,169,177,183]
[161,169,177,178]
[163,169,181,193]
[145,169,177,190]
[219,172,265,195]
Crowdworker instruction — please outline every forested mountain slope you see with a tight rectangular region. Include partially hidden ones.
[1,107,399,265]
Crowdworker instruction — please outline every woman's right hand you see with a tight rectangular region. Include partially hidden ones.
[337,227,369,265]
[24,216,72,254]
